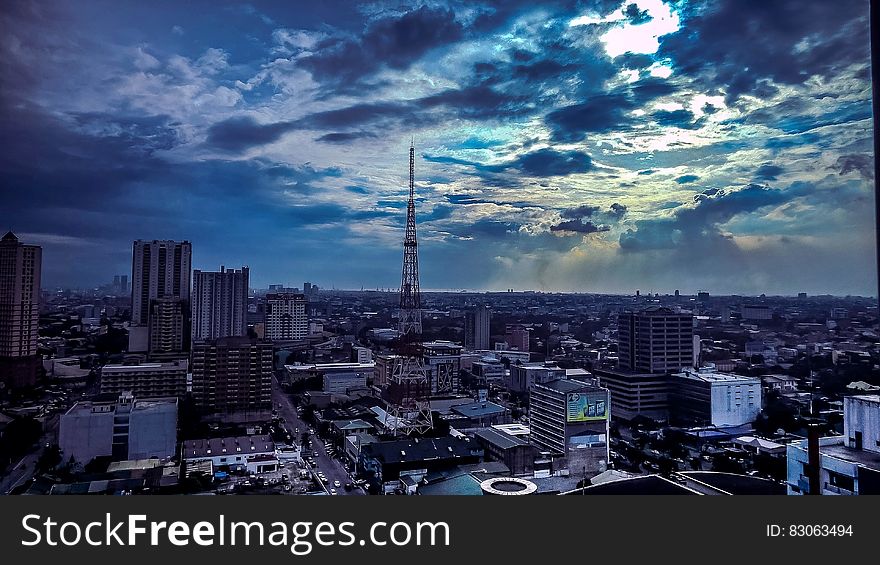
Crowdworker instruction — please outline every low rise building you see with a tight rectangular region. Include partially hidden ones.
[100,359,187,398]
[181,434,278,475]
[672,368,762,427]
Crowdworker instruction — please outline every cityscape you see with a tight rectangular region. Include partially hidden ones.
[1,0,878,498]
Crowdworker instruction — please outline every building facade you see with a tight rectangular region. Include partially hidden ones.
[265,293,307,340]
[593,368,670,421]
[672,368,762,427]
[422,340,461,395]
[505,324,530,352]
[192,266,249,341]
[0,232,42,389]
[190,336,273,420]
[100,360,188,399]
[618,306,694,374]
[464,305,491,350]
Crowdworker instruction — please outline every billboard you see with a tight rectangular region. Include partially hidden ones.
[566,391,608,422]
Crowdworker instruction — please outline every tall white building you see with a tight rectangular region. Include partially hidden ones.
[192,266,249,341]
[129,240,192,354]
[0,232,42,389]
[465,305,491,350]
[265,293,307,340]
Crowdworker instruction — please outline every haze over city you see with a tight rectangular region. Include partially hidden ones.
[1,0,876,295]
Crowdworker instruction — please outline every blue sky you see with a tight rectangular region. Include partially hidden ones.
[0,0,876,295]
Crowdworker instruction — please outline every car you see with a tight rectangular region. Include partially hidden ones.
[333,480,341,488]
[330,488,337,495]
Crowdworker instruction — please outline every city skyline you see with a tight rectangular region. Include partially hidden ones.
[1,0,877,296]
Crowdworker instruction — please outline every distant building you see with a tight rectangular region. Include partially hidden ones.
[59,393,178,466]
[0,232,42,389]
[470,356,506,383]
[787,395,880,495]
[830,307,849,320]
[671,368,762,427]
[147,297,187,359]
[352,346,373,364]
[100,359,187,399]
[129,240,191,354]
[505,324,530,352]
[421,340,461,395]
[473,427,537,477]
[618,306,694,374]
[742,304,773,320]
[464,306,491,350]
[593,368,670,421]
[265,293,307,340]
[192,266,249,341]
[508,362,566,394]
[317,362,373,393]
[529,379,610,477]
[191,337,273,420]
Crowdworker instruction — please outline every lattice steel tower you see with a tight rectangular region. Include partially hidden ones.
[384,141,433,436]
[398,141,422,336]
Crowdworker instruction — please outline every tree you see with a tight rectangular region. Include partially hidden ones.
[36,445,62,473]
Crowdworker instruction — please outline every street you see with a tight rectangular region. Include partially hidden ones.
[1,413,59,494]
[271,376,363,496]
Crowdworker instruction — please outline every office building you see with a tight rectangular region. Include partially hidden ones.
[593,368,670,421]
[422,340,461,395]
[0,232,42,389]
[508,362,566,394]
[192,266,249,341]
[529,379,610,477]
[129,240,192,354]
[190,336,273,420]
[58,392,178,465]
[113,275,128,295]
[100,359,188,399]
[786,395,880,495]
[265,292,307,340]
[618,306,694,374]
[505,323,530,352]
[464,305,491,350]
[671,368,762,427]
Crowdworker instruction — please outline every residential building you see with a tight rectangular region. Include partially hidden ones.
[529,379,610,477]
[265,293,307,340]
[787,395,880,495]
[618,306,694,374]
[0,232,41,389]
[191,266,249,341]
[100,359,188,398]
[505,324,530,352]
[464,305,491,350]
[190,337,273,420]
[671,368,762,427]
[58,393,178,466]
[129,240,192,355]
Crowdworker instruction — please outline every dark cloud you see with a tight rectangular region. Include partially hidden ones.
[637,169,656,175]
[658,0,870,101]
[754,163,784,181]
[561,205,600,219]
[608,202,628,219]
[315,131,377,143]
[545,94,633,142]
[653,109,699,129]
[833,153,874,180]
[624,3,652,25]
[513,59,579,81]
[675,174,700,184]
[205,116,295,152]
[426,147,594,178]
[550,219,610,234]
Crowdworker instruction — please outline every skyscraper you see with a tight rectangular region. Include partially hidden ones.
[190,336,273,420]
[0,232,42,389]
[129,240,192,355]
[192,266,249,341]
[265,293,307,340]
[617,306,694,374]
[464,305,491,350]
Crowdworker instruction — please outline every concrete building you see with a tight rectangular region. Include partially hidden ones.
[265,293,307,340]
[742,304,773,320]
[473,427,537,477]
[618,306,693,374]
[470,356,506,383]
[191,337,273,420]
[100,359,187,398]
[672,368,762,427]
[508,362,566,394]
[529,379,610,477]
[129,240,191,354]
[422,340,461,395]
[505,324,530,352]
[319,362,373,394]
[593,368,670,421]
[59,393,178,466]
[147,297,186,359]
[181,435,278,474]
[787,395,880,495]
[352,345,373,364]
[464,305,491,350]
[0,232,41,389]
[450,400,510,427]
[192,266,249,341]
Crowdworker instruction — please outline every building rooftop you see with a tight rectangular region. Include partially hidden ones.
[473,427,528,449]
[534,378,604,394]
[182,435,275,460]
[451,401,507,419]
[493,423,530,436]
[676,368,760,384]
[360,436,478,465]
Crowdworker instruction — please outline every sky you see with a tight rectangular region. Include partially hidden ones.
[0,0,876,295]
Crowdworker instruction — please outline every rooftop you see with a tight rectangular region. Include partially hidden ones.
[534,378,604,394]
[473,427,528,449]
[451,401,507,419]
[361,436,478,465]
[182,435,275,460]
[677,368,760,384]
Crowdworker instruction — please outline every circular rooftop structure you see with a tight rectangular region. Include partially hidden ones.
[479,477,538,496]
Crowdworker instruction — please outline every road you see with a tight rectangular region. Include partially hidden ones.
[272,376,363,496]
[1,414,59,494]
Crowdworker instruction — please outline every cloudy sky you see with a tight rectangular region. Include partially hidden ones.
[1,0,876,295]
